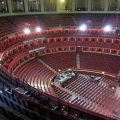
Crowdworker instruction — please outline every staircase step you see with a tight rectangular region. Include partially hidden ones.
[72,16,78,25]
[76,53,80,68]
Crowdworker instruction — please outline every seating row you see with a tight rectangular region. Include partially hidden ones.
[63,73,120,117]
[80,52,120,74]
[0,28,116,51]
[40,52,76,71]
[14,58,55,95]
[0,69,97,120]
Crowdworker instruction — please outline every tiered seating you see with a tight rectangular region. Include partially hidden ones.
[40,52,76,71]
[1,14,120,38]
[6,44,39,59]
[8,16,39,32]
[0,61,118,120]
[103,14,120,28]
[64,73,120,117]
[3,56,13,68]
[80,52,120,74]
[0,80,49,120]
[1,13,120,120]
[63,75,78,87]
[14,58,55,94]
[77,71,117,87]
[52,86,72,101]
[0,17,17,38]
[38,14,75,27]
[74,14,105,27]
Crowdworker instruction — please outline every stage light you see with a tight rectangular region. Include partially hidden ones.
[79,24,87,31]
[104,25,112,32]
[58,69,61,72]
[102,71,105,74]
[112,87,115,90]
[23,28,30,34]
[35,27,41,32]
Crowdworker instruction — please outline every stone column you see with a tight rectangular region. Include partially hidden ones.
[17,2,20,10]
[40,0,44,12]
[7,0,12,13]
[92,0,94,10]
[60,0,65,11]
[72,0,75,11]
[88,0,92,11]
[118,0,120,10]
[85,0,88,11]
[36,1,39,10]
[24,0,29,12]
[56,0,60,11]
[104,0,109,11]
[101,0,104,11]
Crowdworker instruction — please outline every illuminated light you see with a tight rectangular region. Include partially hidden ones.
[23,28,30,34]
[79,24,87,31]
[20,2,22,4]
[112,87,115,90]
[104,25,112,32]
[60,0,64,2]
[2,2,4,4]
[35,27,41,32]
[102,71,105,74]
[62,106,65,108]
[58,69,61,72]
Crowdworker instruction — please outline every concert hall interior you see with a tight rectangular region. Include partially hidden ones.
[0,0,120,120]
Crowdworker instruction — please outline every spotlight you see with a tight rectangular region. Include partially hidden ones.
[102,71,105,74]
[58,69,61,72]
[35,27,41,32]
[23,28,30,34]
[79,24,87,31]
[104,25,112,32]
[112,87,115,90]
